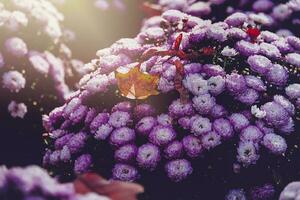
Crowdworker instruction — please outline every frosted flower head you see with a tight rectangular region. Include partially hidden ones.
[229,113,250,132]
[183,74,208,96]
[285,53,300,67]
[7,101,27,118]
[252,0,274,12]
[266,64,288,86]
[136,116,157,137]
[66,132,88,154]
[240,125,264,143]
[114,144,137,163]
[280,182,300,200]
[273,95,295,116]
[4,37,28,57]
[201,131,221,150]
[136,143,161,171]
[149,125,176,146]
[74,154,92,174]
[225,73,247,94]
[168,99,194,118]
[225,12,248,27]
[210,104,227,119]
[261,101,290,127]
[108,111,131,128]
[262,133,287,155]
[192,94,216,114]
[112,163,139,181]
[94,124,113,141]
[165,159,193,182]
[182,135,203,158]
[285,84,300,100]
[237,88,259,105]
[190,115,212,136]
[213,118,234,139]
[157,113,173,126]
[2,70,26,93]
[28,53,50,75]
[186,2,211,17]
[163,140,183,160]
[247,55,272,75]
[207,75,225,96]
[237,141,260,167]
[178,116,191,130]
[109,127,135,147]
[235,40,259,56]
[272,4,292,21]
[245,75,266,92]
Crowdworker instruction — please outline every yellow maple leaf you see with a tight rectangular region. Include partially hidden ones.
[115,67,160,100]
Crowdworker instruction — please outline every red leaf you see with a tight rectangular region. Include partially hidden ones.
[173,33,183,51]
[140,48,159,61]
[174,60,189,103]
[246,27,261,41]
[174,59,184,76]
[202,47,215,56]
[74,173,144,200]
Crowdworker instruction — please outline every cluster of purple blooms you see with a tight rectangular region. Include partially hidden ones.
[42,6,300,185]
[0,165,109,200]
[226,183,275,200]
[156,0,300,35]
[0,0,86,118]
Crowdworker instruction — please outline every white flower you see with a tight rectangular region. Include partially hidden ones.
[221,46,238,57]
[251,105,266,119]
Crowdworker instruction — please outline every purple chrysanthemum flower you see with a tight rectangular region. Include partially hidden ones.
[240,125,264,143]
[109,127,135,147]
[182,135,203,158]
[136,116,157,137]
[229,113,250,132]
[108,111,131,128]
[74,154,92,174]
[149,125,177,146]
[262,133,287,155]
[190,115,212,136]
[164,140,184,160]
[165,159,193,182]
[192,94,216,114]
[237,141,260,167]
[114,144,137,163]
[213,118,234,139]
[201,131,221,150]
[226,73,247,94]
[112,163,139,182]
[136,143,161,171]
